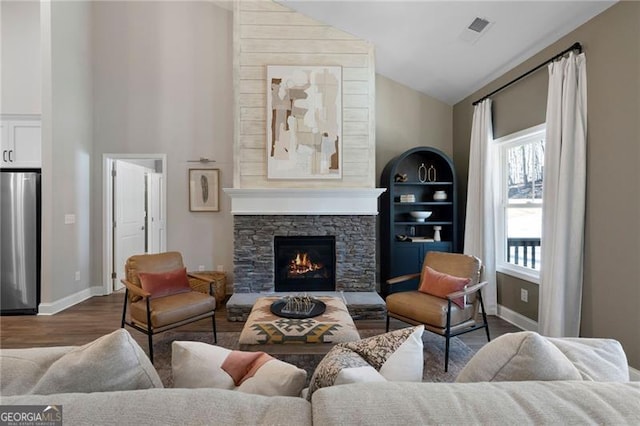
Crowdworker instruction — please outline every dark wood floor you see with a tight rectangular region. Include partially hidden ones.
[0,291,521,353]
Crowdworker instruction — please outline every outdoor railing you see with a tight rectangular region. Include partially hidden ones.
[507,237,541,269]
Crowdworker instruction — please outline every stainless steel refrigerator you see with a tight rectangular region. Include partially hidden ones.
[1,169,41,314]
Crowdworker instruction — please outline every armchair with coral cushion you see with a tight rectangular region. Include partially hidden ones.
[120,251,217,363]
[385,251,490,371]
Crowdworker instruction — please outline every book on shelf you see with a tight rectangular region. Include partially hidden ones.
[410,237,435,242]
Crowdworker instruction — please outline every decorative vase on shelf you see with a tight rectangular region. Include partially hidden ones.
[433,191,447,201]
[433,226,442,242]
[418,163,427,183]
[427,165,437,182]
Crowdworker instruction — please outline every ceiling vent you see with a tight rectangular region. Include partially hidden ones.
[468,17,490,33]
[458,17,493,44]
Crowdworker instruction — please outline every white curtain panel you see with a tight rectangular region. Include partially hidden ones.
[539,52,587,337]
[464,99,497,315]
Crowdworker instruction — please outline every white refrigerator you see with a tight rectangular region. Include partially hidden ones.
[0,169,40,314]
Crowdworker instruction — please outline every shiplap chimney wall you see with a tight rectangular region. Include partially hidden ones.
[233,0,376,188]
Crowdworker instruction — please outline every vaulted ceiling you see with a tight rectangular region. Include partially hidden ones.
[280,1,616,105]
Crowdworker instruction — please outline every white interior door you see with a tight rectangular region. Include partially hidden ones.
[113,160,147,290]
[146,172,166,254]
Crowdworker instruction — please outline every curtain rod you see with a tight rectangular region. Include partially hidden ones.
[472,42,582,106]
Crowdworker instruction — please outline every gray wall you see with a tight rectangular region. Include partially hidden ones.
[452,1,640,368]
[376,74,452,182]
[0,1,41,115]
[39,1,93,304]
[90,1,234,286]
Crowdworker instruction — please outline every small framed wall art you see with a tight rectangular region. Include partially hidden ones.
[189,168,219,212]
[266,65,342,179]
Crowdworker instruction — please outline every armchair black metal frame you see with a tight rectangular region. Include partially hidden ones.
[385,252,491,372]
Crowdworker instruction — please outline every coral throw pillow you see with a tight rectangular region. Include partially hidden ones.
[418,266,470,308]
[138,267,191,298]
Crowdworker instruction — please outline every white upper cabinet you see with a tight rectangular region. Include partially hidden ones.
[1,119,41,168]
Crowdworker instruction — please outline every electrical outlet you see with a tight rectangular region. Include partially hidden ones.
[198,265,205,272]
[520,288,528,303]
[64,214,76,224]
[75,271,80,281]
[216,265,224,272]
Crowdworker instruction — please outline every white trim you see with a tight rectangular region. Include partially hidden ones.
[629,366,640,382]
[102,154,167,295]
[38,286,103,315]
[495,123,545,281]
[223,187,386,215]
[493,123,546,145]
[497,305,539,332]
[497,264,541,285]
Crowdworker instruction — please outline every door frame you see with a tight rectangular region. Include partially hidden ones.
[102,153,167,295]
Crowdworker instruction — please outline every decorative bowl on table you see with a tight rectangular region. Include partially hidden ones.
[409,211,432,222]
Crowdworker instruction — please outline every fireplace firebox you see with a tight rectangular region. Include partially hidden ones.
[274,236,336,292]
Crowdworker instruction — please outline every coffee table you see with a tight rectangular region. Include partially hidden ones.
[239,296,361,354]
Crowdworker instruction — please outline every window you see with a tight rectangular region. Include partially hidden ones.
[495,124,545,282]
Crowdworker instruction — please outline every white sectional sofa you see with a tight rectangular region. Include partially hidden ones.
[1,329,639,425]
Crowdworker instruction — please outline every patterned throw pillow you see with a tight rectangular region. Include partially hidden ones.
[307,326,424,400]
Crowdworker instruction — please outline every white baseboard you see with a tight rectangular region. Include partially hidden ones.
[38,286,104,315]
[496,305,538,332]
[629,366,640,381]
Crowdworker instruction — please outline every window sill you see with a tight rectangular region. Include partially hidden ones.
[496,264,540,285]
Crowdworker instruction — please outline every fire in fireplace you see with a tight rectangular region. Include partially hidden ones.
[274,236,336,292]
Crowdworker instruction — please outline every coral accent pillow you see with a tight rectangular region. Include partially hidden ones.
[171,341,307,396]
[418,266,470,308]
[221,351,275,385]
[138,267,191,299]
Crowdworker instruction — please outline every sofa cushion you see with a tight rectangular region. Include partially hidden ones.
[418,266,469,308]
[310,381,640,425]
[547,336,629,381]
[0,329,163,396]
[0,388,313,426]
[456,331,583,382]
[307,326,424,400]
[138,267,191,299]
[171,341,306,397]
[0,346,75,396]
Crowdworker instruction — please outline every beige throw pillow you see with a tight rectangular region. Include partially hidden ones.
[171,341,307,397]
[26,329,163,395]
[456,331,583,382]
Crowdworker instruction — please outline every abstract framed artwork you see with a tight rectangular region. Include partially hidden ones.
[266,65,342,179]
[189,169,219,212]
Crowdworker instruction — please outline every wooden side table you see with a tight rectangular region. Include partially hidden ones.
[188,271,227,308]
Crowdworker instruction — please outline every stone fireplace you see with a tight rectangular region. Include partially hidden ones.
[234,214,376,293]
[226,188,385,294]
[224,188,386,321]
